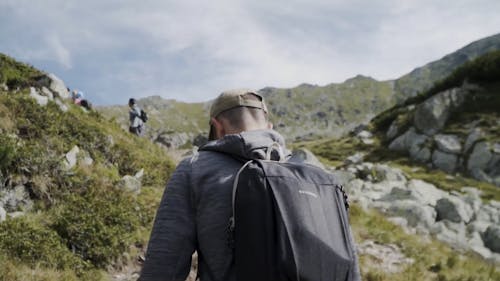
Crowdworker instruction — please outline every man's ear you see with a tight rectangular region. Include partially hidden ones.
[211,117,225,139]
[267,122,273,129]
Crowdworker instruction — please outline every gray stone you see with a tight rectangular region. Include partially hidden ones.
[345,152,364,165]
[389,127,428,154]
[47,73,69,99]
[135,169,145,179]
[432,150,458,173]
[119,175,141,194]
[289,148,325,169]
[62,146,80,170]
[435,196,474,223]
[29,87,48,106]
[40,87,54,99]
[467,142,492,172]
[361,138,375,145]
[467,221,491,234]
[434,134,462,154]
[0,83,8,91]
[373,164,406,182]
[470,168,493,183]
[414,88,466,136]
[432,220,468,249]
[358,240,414,273]
[0,206,6,222]
[476,204,500,224]
[482,225,500,253]
[0,185,32,212]
[357,130,373,139]
[386,120,400,140]
[410,146,431,163]
[464,128,484,153]
[406,179,447,206]
[493,143,500,154]
[385,200,436,228]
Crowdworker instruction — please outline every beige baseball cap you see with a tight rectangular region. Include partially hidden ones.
[208,89,268,140]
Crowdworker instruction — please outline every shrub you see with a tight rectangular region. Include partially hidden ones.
[0,217,89,271]
[50,186,141,268]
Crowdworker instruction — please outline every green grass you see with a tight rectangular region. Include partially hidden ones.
[0,53,43,89]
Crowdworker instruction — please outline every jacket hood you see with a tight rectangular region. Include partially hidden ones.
[200,129,291,161]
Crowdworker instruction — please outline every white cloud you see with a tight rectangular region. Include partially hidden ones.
[0,0,499,104]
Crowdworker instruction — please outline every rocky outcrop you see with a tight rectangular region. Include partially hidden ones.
[338,156,500,262]
[61,146,94,170]
[387,84,500,186]
[47,73,70,99]
[358,240,414,273]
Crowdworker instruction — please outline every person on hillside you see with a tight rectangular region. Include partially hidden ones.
[71,89,84,105]
[139,89,359,281]
[128,98,144,136]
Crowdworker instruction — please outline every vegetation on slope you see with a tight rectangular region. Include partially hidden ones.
[0,81,174,279]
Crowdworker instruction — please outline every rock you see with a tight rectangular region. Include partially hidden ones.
[289,148,325,169]
[47,73,70,99]
[476,204,500,224]
[134,168,144,179]
[358,240,414,273]
[119,175,141,194]
[62,146,80,170]
[410,146,431,163]
[29,87,49,106]
[470,168,493,183]
[40,87,54,99]
[406,179,447,206]
[192,134,208,147]
[413,87,466,136]
[373,164,406,182]
[357,130,372,139]
[432,150,458,173]
[54,98,68,112]
[461,187,482,214]
[434,134,462,154]
[467,142,492,172]
[386,120,400,140]
[345,152,364,165]
[0,206,6,222]
[464,128,484,153]
[0,185,32,212]
[330,170,356,186]
[155,132,190,149]
[482,225,500,253]
[435,196,474,223]
[432,220,468,249]
[385,200,436,229]
[389,127,429,163]
[0,83,8,91]
[361,138,375,145]
[493,143,500,154]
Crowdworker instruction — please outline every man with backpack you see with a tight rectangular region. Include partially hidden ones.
[128,98,145,136]
[139,89,360,281]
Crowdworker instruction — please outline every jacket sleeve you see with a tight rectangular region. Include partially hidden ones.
[139,158,196,281]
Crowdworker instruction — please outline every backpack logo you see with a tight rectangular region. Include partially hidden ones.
[298,190,318,198]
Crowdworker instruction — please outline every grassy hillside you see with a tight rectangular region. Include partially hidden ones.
[0,55,175,280]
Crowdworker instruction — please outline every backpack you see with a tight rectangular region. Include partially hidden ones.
[226,153,361,281]
[140,109,148,123]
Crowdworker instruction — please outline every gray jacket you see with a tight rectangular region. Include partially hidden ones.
[139,129,290,281]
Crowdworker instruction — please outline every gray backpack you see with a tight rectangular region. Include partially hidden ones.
[227,157,361,281]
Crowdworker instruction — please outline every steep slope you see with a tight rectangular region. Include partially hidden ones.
[0,54,175,280]
[99,33,500,145]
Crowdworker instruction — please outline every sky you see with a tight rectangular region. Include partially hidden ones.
[1,0,499,105]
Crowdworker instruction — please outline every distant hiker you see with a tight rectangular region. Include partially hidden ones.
[128,98,144,136]
[71,89,84,105]
[139,89,360,281]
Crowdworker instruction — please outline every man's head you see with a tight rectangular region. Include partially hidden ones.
[208,89,272,140]
[128,98,136,107]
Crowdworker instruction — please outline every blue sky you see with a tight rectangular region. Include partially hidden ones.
[1,0,499,105]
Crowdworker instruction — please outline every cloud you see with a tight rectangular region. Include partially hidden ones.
[0,0,499,105]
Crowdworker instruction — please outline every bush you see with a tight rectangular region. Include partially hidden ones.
[0,217,89,271]
[50,187,141,268]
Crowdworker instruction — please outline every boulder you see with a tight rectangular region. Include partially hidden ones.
[356,130,373,139]
[155,132,190,149]
[482,225,500,253]
[467,142,492,172]
[435,196,474,223]
[385,200,436,229]
[386,120,400,140]
[434,134,462,154]
[432,150,458,173]
[47,73,70,99]
[40,87,54,99]
[413,87,466,136]
[432,220,468,249]
[29,87,49,106]
[409,146,431,163]
[135,168,144,179]
[0,185,32,212]
[289,148,325,169]
[406,179,447,206]
[119,175,141,194]
[464,128,484,153]
[389,127,427,152]
[357,240,414,273]
[373,164,406,182]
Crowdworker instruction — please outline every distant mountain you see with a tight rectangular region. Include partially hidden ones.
[99,33,500,147]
